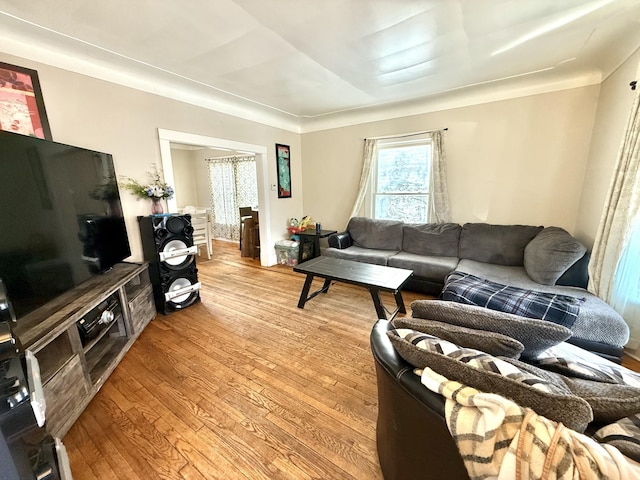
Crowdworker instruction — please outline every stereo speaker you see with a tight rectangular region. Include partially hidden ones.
[138,215,201,314]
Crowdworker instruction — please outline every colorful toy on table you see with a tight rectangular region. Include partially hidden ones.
[287,215,314,235]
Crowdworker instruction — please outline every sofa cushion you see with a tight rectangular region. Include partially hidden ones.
[347,217,403,250]
[323,245,397,266]
[387,328,593,432]
[410,300,572,360]
[524,227,587,285]
[458,223,543,266]
[387,253,458,281]
[393,317,524,358]
[402,223,461,257]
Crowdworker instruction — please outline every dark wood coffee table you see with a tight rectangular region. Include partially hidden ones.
[293,256,413,320]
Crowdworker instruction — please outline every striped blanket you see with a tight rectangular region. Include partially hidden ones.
[420,367,640,479]
[441,272,583,329]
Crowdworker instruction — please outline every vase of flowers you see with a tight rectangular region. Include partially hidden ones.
[120,165,175,214]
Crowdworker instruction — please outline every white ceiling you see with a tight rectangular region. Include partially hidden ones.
[1,0,640,132]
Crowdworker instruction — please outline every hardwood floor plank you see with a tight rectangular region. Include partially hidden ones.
[63,240,431,479]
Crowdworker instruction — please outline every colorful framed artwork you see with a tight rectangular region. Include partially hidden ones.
[276,143,291,198]
[0,61,52,139]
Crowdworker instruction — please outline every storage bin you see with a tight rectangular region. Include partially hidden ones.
[274,240,299,266]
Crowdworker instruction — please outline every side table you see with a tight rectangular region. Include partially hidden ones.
[296,229,337,264]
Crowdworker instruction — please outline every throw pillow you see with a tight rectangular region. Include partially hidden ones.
[393,317,524,358]
[562,377,640,424]
[411,300,572,360]
[524,227,587,285]
[504,357,640,424]
[534,356,640,387]
[594,414,640,463]
[387,328,593,432]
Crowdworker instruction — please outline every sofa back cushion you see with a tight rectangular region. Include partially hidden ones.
[458,223,543,266]
[402,223,461,257]
[347,217,403,250]
[523,227,587,285]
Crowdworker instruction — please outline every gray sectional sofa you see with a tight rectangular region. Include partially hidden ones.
[325,217,629,361]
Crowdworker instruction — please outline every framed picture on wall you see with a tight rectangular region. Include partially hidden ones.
[0,61,52,140]
[276,143,291,198]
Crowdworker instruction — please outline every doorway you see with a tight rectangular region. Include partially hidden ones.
[157,128,271,266]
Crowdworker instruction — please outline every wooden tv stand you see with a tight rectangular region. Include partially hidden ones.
[12,262,156,437]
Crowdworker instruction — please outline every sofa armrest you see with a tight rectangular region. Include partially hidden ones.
[328,231,352,249]
[556,251,590,289]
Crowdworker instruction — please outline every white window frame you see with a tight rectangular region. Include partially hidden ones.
[366,137,433,222]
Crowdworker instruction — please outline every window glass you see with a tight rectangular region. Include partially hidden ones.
[373,142,431,223]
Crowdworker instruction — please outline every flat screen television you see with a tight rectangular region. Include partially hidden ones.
[0,130,131,321]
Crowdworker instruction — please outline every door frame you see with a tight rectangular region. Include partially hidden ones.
[158,128,271,265]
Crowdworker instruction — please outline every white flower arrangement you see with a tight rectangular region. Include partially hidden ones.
[120,165,175,200]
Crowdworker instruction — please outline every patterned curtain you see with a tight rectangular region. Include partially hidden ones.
[349,138,378,218]
[206,156,258,240]
[429,130,452,223]
[588,90,640,352]
[589,90,640,300]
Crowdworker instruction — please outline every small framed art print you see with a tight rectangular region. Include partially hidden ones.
[276,143,291,198]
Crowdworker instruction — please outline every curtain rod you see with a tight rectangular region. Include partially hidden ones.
[366,128,448,141]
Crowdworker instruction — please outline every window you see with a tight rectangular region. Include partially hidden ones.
[612,214,640,304]
[371,139,431,223]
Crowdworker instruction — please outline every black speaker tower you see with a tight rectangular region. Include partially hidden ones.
[138,214,201,314]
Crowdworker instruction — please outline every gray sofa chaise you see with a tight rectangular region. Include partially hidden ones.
[325,217,629,361]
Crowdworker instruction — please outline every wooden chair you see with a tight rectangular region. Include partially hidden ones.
[240,210,260,260]
[239,206,253,250]
[250,210,260,259]
[190,212,211,260]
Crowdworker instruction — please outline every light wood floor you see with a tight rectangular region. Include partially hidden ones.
[63,240,640,479]
[63,240,428,479]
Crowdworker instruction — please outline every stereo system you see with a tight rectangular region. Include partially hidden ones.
[76,293,122,346]
[138,214,201,314]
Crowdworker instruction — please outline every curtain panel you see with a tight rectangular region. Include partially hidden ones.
[588,90,640,351]
[206,155,258,241]
[589,91,640,300]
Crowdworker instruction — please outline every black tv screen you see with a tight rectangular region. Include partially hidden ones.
[0,130,131,320]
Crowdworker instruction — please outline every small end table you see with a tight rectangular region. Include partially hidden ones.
[296,229,337,264]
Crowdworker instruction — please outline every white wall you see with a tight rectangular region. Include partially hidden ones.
[170,147,211,209]
[0,52,302,264]
[301,86,600,235]
[575,48,640,248]
[170,148,199,207]
[193,151,210,208]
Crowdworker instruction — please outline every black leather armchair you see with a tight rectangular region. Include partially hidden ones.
[370,319,470,480]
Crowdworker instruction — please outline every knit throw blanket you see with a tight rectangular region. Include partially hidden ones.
[441,272,583,329]
[419,367,640,479]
